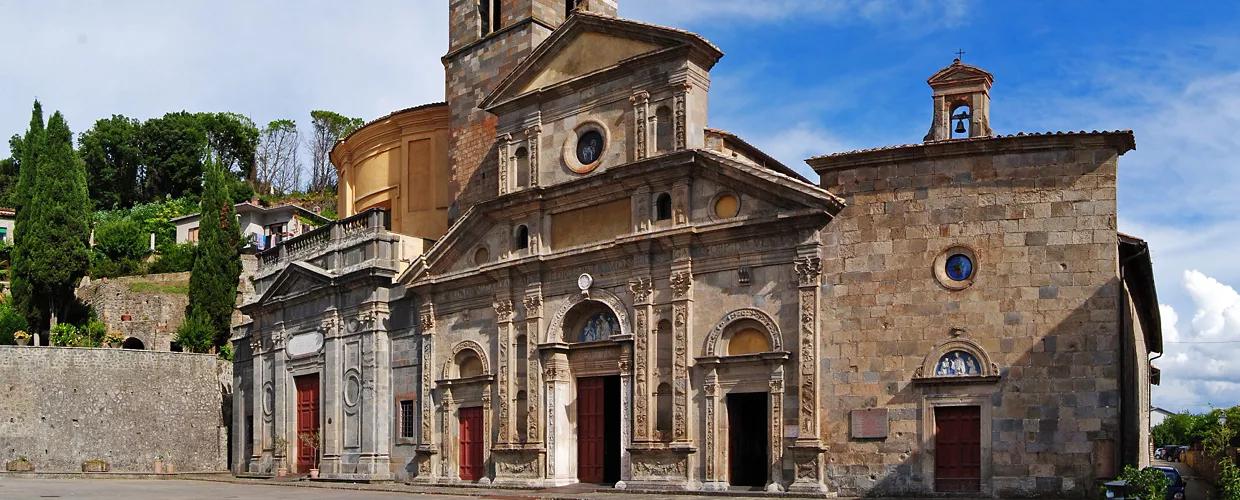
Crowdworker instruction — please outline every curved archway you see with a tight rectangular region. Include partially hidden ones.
[914,335,998,379]
[443,340,490,379]
[122,337,145,350]
[703,308,782,357]
[546,289,629,343]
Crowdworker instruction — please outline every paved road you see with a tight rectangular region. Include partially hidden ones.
[0,478,464,500]
[1155,459,1216,500]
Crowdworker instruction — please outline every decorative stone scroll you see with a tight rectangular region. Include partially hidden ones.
[703,308,783,357]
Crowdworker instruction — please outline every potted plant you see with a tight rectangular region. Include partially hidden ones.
[103,331,124,348]
[13,330,30,346]
[153,455,164,473]
[272,437,288,477]
[5,455,33,472]
[298,430,322,479]
[82,458,110,472]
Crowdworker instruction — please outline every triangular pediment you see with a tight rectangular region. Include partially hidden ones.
[482,12,722,110]
[258,261,334,304]
[927,60,994,87]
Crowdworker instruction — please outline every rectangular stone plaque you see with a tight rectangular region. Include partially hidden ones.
[851,408,889,439]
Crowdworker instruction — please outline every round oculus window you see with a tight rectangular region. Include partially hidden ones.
[576,130,604,165]
[945,254,973,281]
[713,194,739,219]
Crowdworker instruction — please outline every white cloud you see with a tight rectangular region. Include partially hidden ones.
[1153,271,1240,412]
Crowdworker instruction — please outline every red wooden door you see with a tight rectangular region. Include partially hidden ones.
[458,407,484,480]
[935,406,981,492]
[294,375,321,473]
[577,377,605,483]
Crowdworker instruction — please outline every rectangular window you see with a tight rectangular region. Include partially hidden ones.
[0,227,8,242]
[478,0,491,35]
[188,227,199,243]
[400,400,415,439]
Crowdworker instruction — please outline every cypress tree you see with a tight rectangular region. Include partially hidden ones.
[181,155,241,352]
[11,101,44,331]
[22,111,90,328]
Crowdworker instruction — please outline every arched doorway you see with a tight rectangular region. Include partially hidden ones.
[122,337,145,350]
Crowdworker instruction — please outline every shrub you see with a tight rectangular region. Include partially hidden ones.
[1117,465,1170,500]
[148,243,196,274]
[175,309,214,354]
[84,318,108,346]
[0,300,27,345]
[50,323,86,347]
[103,331,124,345]
[94,217,150,263]
[90,253,146,279]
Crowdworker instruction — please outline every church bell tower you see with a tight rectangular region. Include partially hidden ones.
[444,0,619,221]
[923,58,995,142]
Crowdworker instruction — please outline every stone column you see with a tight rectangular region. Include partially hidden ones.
[669,260,693,444]
[271,327,290,472]
[248,335,266,473]
[481,385,493,485]
[442,388,457,480]
[497,133,511,196]
[701,368,725,490]
[413,304,439,481]
[673,83,689,151]
[524,126,541,188]
[542,350,572,485]
[494,298,516,445]
[631,91,650,160]
[523,286,544,447]
[768,373,786,492]
[618,341,634,487]
[628,278,654,443]
[788,246,827,493]
[322,318,343,476]
[358,312,393,479]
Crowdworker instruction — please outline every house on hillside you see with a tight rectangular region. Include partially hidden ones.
[0,207,15,244]
[173,202,331,250]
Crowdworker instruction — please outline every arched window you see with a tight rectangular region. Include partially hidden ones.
[514,147,530,188]
[656,319,672,375]
[457,350,484,378]
[479,0,502,36]
[655,106,673,153]
[950,103,972,139]
[727,328,770,356]
[122,337,145,350]
[655,382,673,437]
[515,225,529,250]
[655,193,672,221]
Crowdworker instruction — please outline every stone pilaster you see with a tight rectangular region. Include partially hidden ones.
[768,374,786,492]
[618,341,633,487]
[248,334,266,473]
[271,326,289,472]
[543,350,573,485]
[674,83,689,151]
[701,368,725,490]
[494,298,515,445]
[788,243,827,493]
[628,277,654,442]
[523,285,543,445]
[631,91,650,160]
[497,133,511,196]
[524,126,540,188]
[413,303,438,481]
[669,260,693,443]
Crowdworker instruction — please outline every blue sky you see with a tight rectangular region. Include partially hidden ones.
[2,0,1239,413]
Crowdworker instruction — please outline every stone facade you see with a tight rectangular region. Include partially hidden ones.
[76,272,191,350]
[0,346,230,472]
[233,2,1161,497]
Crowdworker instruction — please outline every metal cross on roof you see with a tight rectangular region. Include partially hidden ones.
[956,49,966,60]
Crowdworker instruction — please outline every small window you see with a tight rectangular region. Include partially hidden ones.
[713,193,739,219]
[945,254,973,281]
[655,193,672,221]
[565,0,577,17]
[474,246,490,266]
[400,400,415,438]
[479,0,501,35]
[655,106,673,153]
[188,227,199,243]
[576,130,604,165]
[515,225,529,250]
[515,147,530,188]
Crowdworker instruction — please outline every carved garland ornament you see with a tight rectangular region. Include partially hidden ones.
[633,308,649,441]
[672,302,688,440]
[703,307,783,357]
[420,337,434,444]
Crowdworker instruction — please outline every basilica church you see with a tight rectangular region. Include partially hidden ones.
[231,0,1162,497]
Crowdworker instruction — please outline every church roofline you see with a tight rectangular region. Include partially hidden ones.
[479,10,724,110]
[704,128,813,184]
[807,130,1136,173]
[927,58,995,87]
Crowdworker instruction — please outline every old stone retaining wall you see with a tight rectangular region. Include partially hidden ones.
[76,272,191,351]
[0,346,230,472]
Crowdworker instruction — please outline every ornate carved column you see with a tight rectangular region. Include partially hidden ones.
[618,341,634,486]
[494,298,515,445]
[248,332,266,472]
[768,373,786,492]
[524,126,540,188]
[674,83,690,151]
[523,285,543,446]
[701,368,725,490]
[442,388,456,480]
[628,278,654,442]
[669,262,693,443]
[413,302,439,481]
[498,133,511,196]
[788,243,827,492]
[543,350,572,485]
[631,91,650,160]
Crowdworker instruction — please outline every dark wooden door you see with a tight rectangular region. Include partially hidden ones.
[458,407,485,480]
[577,377,605,483]
[935,406,981,492]
[294,374,321,473]
[728,392,768,488]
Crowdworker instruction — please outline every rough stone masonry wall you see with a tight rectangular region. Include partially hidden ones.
[0,346,230,472]
[817,142,1122,498]
[76,272,191,351]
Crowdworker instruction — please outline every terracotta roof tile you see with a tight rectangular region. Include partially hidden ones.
[807,130,1135,161]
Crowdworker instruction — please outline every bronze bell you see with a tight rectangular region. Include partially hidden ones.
[955,118,967,134]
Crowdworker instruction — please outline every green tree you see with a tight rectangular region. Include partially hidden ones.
[11,101,45,332]
[79,114,143,210]
[20,111,91,330]
[140,111,208,201]
[200,112,259,181]
[306,110,364,192]
[0,134,24,208]
[183,156,241,351]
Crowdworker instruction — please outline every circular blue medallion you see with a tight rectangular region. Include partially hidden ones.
[945,254,973,281]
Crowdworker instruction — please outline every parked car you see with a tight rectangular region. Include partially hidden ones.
[1102,466,1187,499]
[1155,447,1166,460]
